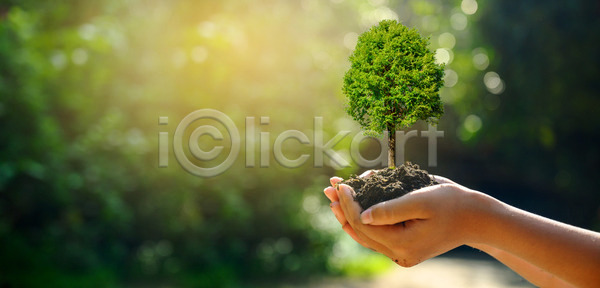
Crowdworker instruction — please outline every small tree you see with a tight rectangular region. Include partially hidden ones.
[343,20,445,168]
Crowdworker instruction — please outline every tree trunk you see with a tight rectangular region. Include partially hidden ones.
[388,128,395,168]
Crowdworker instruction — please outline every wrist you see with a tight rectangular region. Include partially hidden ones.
[459,188,505,247]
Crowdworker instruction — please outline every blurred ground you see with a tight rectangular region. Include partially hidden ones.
[272,257,534,288]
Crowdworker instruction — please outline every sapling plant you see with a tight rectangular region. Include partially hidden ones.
[343,19,445,168]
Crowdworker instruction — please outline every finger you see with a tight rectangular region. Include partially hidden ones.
[342,222,374,250]
[330,177,343,187]
[331,200,374,250]
[337,184,396,255]
[430,174,455,185]
[359,170,375,178]
[330,201,346,225]
[324,186,338,202]
[337,184,361,215]
[342,222,396,257]
[361,185,438,225]
[340,223,397,261]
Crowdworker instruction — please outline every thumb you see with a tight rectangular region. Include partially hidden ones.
[360,186,436,225]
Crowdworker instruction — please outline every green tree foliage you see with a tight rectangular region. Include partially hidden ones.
[343,20,444,167]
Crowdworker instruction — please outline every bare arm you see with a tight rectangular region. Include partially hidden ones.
[466,195,600,288]
[469,243,576,288]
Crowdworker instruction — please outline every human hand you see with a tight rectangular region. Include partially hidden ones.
[324,171,411,263]
[324,174,488,267]
[324,171,376,251]
[326,173,600,286]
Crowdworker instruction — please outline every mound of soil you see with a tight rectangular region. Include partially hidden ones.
[343,162,437,210]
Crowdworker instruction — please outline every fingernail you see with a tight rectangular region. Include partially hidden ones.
[361,208,373,224]
[330,177,343,187]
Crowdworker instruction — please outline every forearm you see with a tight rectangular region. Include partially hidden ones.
[468,193,600,288]
[470,243,576,287]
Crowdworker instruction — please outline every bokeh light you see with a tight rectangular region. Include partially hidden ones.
[484,71,505,94]
[438,32,456,49]
[472,48,490,70]
[461,0,478,15]
[435,48,450,65]
[450,12,468,30]
[443,69,459,87]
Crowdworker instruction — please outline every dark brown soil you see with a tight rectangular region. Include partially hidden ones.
[342,162,438,210]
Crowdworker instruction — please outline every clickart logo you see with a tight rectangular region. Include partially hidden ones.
[158,109,444,177]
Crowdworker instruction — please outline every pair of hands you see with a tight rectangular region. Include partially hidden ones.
[325,172,600,287]
[323,172,484,267]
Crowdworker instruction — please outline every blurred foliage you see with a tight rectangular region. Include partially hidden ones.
[0,1,350,286]
[0,0,599,287]
[441,0,600,230]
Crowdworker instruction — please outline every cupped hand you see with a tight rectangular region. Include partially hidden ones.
[324,173,488,267]
[324,170,389,254]
[324,171,395,254]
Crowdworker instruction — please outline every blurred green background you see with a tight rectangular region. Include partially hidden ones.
[1,0,599,287]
